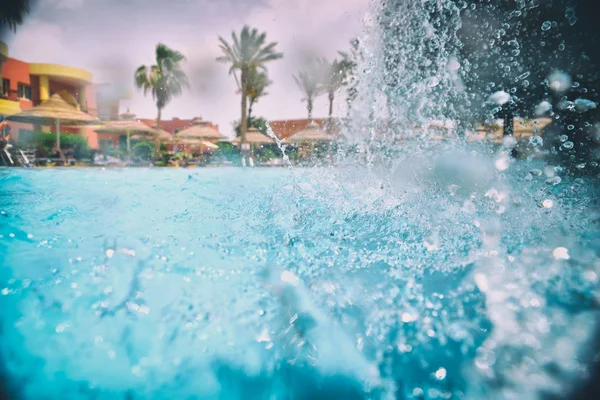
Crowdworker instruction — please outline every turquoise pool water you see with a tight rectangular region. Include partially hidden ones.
[0,160,599,399]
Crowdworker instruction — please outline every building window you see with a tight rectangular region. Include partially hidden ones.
[1,78,9,96]
[17,83,32,100]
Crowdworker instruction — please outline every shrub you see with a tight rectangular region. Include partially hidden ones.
[17,131,91,160]
[133,141,154,161]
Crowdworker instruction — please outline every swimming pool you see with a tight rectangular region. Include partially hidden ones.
[0,160,599,399]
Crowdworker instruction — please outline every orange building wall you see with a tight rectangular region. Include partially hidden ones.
[2,57,33,110]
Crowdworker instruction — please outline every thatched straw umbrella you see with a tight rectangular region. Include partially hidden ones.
[95,110,169,155]
[6,93,100,150]
[174,117,228,141]
[286,121,334,160]
[286,121,334,143]
[173,136,219,151]
[231,127,273,156]
[513,118,552,140]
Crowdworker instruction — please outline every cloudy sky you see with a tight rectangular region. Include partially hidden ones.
[3,0,372,135]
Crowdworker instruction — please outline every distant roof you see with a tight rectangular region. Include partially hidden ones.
[268,118,341,139]
[139,117,220,135]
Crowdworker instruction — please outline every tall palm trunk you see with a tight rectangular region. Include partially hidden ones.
[308,98,313,120]
[248,98,255,121]
[328,91,334,132]
[503,111,514,136]
[240,68,248,146]
[154,107,162,158]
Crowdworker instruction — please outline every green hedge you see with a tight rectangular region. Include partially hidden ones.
[18,131,88,148]
[17,131,92,159]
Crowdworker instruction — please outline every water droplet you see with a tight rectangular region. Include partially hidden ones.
[402,312,416,322]
[105,249,115,258]
[542,199,553,208]
[584,270,598,283]
[435,367,447,380]
[495,156,510,171]
[552,247,569,260]
[546,176,562,185]
[541,21,552,31]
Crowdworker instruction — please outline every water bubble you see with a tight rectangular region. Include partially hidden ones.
[583,270,598,283]
[495,155,510,171]
[559,135,569,143]
[534,100,552,115]
[435,367,447,380]
[530,168,543,176]
[488,91,511,105]
[548,71,572,93]
[546,176,562,185]
[401,312,416,323]
[55,322,69,333]
[562,141,574,150]
[567,125,574,131]
[105,249,115,258]
[574,98,597,112]
[542,199,554,208]
[502,136,517,149]
[474,273,489,293]
[552,247,570,260]
[529,135,543,147]
[541,21,552,31]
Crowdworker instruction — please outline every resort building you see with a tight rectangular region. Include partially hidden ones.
[0,41,125,149]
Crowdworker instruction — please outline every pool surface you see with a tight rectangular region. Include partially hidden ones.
[1,159,599,399]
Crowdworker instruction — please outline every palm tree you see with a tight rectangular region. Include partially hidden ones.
[319,57,352,130]
[0,0,31,32]
[217,26,283,146]
[246,69,271,121]
[135,43,189,131]
[293,69,322,120]
[0,0,32,98]
[339,39,361,117]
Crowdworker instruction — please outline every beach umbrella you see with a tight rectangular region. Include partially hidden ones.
[173,136,219,152]
[6,93,100,150]
[231,127,274,157]
[95,115,169,155]
[513,118,552,139]
[287,121,334,143]
[175,117,228,141]
[231,127,273,145]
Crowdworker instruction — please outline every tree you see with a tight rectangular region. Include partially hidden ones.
[217,26,283,147]
[0,0,31,32]
[458,0,600,166]
[134,43,188,130]
[339,38,362,117]
[319,57,352,130]
[0,0,32,99]
[246,69,271,121]
[234,116,268,137]
[293,67,322,120]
